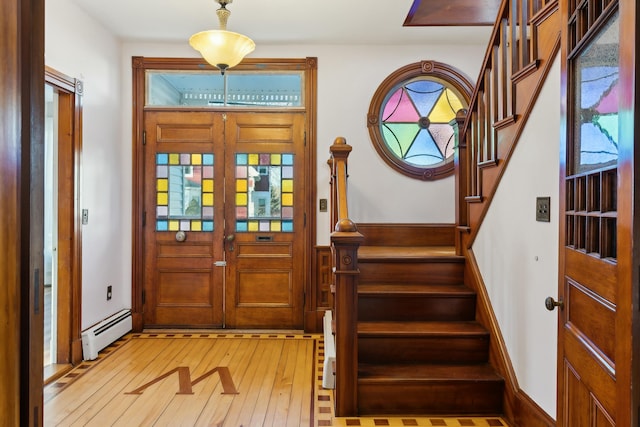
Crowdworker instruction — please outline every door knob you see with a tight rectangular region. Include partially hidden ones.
[545,296,564,311]
[225,234,235,242]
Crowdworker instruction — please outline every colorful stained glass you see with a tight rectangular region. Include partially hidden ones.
[573,13,619,174]
[380,78,466,167]
[234,152,294,232]
[155,152,214,232]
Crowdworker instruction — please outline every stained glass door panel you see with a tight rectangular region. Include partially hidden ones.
[143,111,225,327]
[224,112,306,329]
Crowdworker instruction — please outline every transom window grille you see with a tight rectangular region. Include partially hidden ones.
[146,71,303,108]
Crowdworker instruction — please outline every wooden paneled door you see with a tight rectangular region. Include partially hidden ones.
[143,111,226,327]
[223,112,306,328]
[143,111,305,329]
[558,1,639,425]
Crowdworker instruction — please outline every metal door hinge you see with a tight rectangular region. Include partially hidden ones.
[142,211,146,227]
[142,290,146,304]
[143,131,146,145]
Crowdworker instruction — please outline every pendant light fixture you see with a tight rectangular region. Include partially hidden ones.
[189,0,255,75]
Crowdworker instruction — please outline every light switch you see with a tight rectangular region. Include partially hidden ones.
[536,197,550,222]
[82,209,89,225]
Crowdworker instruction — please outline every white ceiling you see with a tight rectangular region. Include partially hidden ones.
[71,0,492,46]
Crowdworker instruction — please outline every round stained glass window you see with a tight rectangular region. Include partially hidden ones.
[368,61,474,180]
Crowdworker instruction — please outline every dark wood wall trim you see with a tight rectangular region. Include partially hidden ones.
[1,1,26,422]
[1,0,45,423]
[45,66,84,366]
[464,248,554,426]
[357,223,456,246]
[306,246,332,333]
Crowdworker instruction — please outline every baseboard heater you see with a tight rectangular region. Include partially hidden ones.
[81,309,132,360]
[322,310,336,389]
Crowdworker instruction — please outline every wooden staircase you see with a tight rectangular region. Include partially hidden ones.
[328,0,561,419]
[355,243,503,415]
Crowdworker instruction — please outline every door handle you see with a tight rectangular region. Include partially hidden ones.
[224,233,235,252]
[545,296,564,311]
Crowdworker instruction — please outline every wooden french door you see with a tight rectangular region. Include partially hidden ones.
[143,110,305,329]
[557,3,631,425]
[223,112,306,328]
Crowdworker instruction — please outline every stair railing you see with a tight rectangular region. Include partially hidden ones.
[328,137,364,416]
[457,0,558,233]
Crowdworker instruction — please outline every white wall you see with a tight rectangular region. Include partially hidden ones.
[473,57,561,417]
[120,42,487,245]
[47,3,560,417]
[46,0,128,329]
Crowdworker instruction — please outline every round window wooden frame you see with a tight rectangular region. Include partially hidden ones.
[367,60,474,180]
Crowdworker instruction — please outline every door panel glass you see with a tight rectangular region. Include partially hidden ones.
[235,153,294,232]
[156,152,214,232]
[572,13,619,175]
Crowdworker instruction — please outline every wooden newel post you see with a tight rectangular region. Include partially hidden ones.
[329,136,363,416]
[331,220,363,416]
[452,110,469,255]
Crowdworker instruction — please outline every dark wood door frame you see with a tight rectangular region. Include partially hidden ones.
[45,66,84,368]
[131,57,318,332]
[1,0,45,423]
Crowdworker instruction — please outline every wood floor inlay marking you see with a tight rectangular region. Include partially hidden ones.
[44,334,317,426]
[46,332,510,426]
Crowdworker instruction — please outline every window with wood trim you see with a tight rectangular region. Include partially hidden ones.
[565,9,619,260]
[367,60,474,180]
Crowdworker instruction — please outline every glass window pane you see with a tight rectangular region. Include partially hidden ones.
[573,12,619,175]
[379,77,466,168]
[156,152,214,232]
[235,153,294,232]
[146,70,303,108]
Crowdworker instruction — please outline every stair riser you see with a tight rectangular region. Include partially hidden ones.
[358,381,504,415]
[358,296,476,321]
[359,262,464,284]
[359,336,489,364]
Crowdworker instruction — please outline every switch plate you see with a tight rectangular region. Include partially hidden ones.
[536,197,550,222]
[82,209,89,225]
[106,285,112,301]
[319,198,328,212]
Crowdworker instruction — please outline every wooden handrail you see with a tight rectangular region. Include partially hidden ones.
[458,0,559,241]
[462,0,557,195]
[328,137,363,416]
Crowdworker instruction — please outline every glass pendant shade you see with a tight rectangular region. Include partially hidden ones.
[190,30,255,74]
[189,1,255,75]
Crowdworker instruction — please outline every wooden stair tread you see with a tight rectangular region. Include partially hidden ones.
[359,245,462,262]
[358,321,488,336]
[358,363,503,382]
[358,283,474,296]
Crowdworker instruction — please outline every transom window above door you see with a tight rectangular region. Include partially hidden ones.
[146,70,304,108]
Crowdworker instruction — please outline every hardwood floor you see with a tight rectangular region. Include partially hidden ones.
[44,332,510,426]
